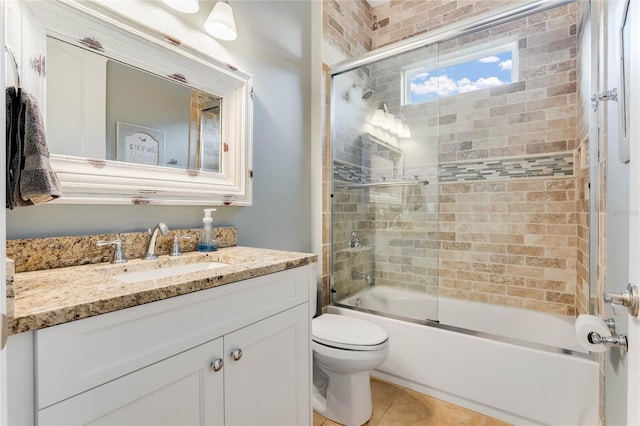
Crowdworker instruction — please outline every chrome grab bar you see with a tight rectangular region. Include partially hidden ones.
[338,179,429,190]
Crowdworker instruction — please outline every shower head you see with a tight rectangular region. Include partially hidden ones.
[352,84,375,101]
[361,88,375,100]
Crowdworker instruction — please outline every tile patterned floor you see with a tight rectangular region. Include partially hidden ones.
[313,378,512,426]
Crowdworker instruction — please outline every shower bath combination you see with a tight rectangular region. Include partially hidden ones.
[329,0,598,424]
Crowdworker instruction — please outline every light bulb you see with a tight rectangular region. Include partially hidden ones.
[162,0,199,14]
[398,123,411,138]
[371,109,386,127]
[394,118,404,135]
[204,1,237,41]
[383,113,395,131]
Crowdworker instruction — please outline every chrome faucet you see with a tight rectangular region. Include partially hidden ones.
[349,231,363,249]
[144,223,169,260]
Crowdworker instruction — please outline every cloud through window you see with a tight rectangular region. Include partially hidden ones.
[402,43,517,104]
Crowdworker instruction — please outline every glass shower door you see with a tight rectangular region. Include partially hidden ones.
[331,43,440,323]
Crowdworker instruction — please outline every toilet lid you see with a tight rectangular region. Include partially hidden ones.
[312,314,388,350]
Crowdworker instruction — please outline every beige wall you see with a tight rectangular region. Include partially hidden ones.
[439,179,578,315]
[321,0,373,308]
[370,0,512,50]
[435,4,580,315]
[324,0,373,62]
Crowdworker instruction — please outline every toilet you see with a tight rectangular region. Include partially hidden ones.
[311,313,389,425]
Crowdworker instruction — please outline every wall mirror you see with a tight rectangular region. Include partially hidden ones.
[7,0,253,205]
[361,133,404,204]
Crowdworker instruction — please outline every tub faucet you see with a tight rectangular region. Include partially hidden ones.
[144,223,169,260]
[352,269,374,285]
[349,231,363,249]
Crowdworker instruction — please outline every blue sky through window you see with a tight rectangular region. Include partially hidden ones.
[408,51,513,103]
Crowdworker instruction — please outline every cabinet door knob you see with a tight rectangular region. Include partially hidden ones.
[211,358,223,372]
[231,348,243,361]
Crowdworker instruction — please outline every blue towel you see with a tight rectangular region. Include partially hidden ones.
[5,86,62,209]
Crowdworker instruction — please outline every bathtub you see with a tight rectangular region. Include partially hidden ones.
[330,286,599,425]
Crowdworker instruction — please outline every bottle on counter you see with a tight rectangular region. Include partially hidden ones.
[197,208,219,252]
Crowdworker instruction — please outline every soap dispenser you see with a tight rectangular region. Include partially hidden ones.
[198,208,219,252]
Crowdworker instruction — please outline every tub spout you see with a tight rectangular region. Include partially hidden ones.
[352,269,374,284]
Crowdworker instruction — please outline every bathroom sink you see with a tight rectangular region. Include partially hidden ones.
[113,261,228,283]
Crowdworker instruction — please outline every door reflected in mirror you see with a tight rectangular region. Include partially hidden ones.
[46,36,222,173]
[190,92,221,172]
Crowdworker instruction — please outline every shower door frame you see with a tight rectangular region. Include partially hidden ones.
[330,0,576,77]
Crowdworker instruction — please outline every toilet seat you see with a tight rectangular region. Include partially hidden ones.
[312,314,388,351]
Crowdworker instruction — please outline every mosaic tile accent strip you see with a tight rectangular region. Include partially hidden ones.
[333,160,371,184]
[439,153,574,182]
[337,154,574,185]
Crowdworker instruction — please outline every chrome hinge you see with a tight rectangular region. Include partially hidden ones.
[591,88,617,112]
[1,313,7,350]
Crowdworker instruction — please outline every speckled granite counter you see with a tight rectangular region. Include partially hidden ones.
[9,247,316,335]
[7,227,237,273]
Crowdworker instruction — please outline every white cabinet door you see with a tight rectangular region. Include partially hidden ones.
[38,338,224,426]
[224,304,310,426]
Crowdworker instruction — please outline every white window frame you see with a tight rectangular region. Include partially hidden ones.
[401,39,519,105]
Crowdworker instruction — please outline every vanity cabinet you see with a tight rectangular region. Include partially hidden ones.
[39,338,225,425]
[38,305,308,425]
[8,264,314,426]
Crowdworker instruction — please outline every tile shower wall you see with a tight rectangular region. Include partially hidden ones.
[324,1,585,316]
[368,3,579,314]
[324,0,372,60]
[371,183,439,294]
[330,75,379,304]
[332,180,373,300]
[370,0,512,50]
[332,158,439,298]
[322,0,372,309]
[435,13,579,313]
[439,178,578,315]
[575,1,591,315]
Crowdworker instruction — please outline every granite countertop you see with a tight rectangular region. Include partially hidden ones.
[9,246,316,335]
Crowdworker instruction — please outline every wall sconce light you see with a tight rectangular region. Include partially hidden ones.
[369,104,411,138]
[162,0,199,14]
[371,109,386,127]
[398,123,411,139]
[205,1,238,41]
[383,113,395,131]
[394,118,404,135]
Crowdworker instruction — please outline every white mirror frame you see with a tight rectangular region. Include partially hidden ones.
[7,0,253,205]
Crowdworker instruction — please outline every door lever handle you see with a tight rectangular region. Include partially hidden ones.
[604,283,639,317]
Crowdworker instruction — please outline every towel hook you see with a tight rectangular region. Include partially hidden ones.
[4,45,21,87]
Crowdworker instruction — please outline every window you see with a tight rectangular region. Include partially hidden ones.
[402,41,518,105]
